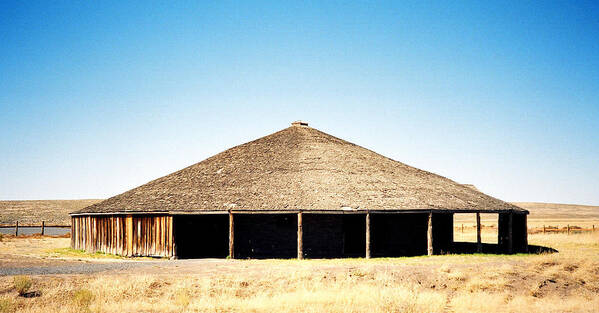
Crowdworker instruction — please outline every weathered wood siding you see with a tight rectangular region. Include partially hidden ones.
[71,215,174,258]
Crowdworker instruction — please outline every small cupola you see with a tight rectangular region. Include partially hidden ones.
[291,121,309,127]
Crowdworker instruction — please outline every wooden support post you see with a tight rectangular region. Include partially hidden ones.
[168,216,175,258]
[567,224,570,235]
[365,212,371,259]
[497,213,502,249]
[229,211,235,259]
[508,213,513,254]
[543,225,545,234]
[297,212,303,260]
[427,212,433,256]
[476,213,482,253]
[450,213,455,249]
[126,215,133,257]
[136,220,141,255]
[461,224,464,233]
[15,221,18,236]
[41,221,45,236]
[524,215,528,253]
[593,225,595,232]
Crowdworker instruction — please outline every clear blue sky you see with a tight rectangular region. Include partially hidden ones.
[1,1,598,205]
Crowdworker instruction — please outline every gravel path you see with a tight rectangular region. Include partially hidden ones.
[0,256,250,276]
[0,259,158,276]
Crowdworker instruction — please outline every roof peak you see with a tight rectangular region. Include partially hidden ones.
[291,120,309,127]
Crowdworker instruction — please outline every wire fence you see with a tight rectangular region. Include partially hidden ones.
[0,221,70,236]
[453,223,596,235]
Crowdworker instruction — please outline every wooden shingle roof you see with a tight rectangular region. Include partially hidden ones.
[72,123,526,215]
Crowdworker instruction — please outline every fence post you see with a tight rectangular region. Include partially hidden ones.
[15,221,18,236]
[461,224,464,233]
[567,225,570,235]
[593,225,595,232]
[41,221,45,236]
[543,225,545,234]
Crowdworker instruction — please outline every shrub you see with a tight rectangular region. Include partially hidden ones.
[13,276,32,296]
[0,299,15,313]
[73,288,94,309]
[174,288,191,308]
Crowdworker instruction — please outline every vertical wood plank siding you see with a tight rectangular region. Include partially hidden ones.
[71,215,174,258]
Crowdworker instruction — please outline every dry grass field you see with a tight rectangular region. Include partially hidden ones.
[1,201,598,312]
[0,200,101,224]
[0,230,598,312]
[454,202,599,243]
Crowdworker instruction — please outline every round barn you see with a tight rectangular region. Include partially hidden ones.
[70,121,528,259]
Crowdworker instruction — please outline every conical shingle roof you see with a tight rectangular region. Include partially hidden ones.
[73,123,525,214]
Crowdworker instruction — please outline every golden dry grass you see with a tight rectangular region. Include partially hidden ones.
[1,199,598,313]
[455,202,599,232]
[0,231,598,313]
[0,237,71,258]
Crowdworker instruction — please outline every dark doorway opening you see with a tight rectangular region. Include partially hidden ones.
[301,214,367,258]
[432,213,454,254]
[371,213,427,257]
[303,214,343,258]
[343,215,366,257]
[235,214,297,259]
[173,215,229,259]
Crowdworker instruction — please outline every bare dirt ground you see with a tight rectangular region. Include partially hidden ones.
[0,237,513,278]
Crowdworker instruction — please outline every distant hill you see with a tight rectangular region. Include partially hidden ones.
[511,202,599,219]
[0,199,102,224]
[0,199,597,225]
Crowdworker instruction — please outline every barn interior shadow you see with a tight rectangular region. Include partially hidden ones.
[450,242,558,254]
[527,245,559,254]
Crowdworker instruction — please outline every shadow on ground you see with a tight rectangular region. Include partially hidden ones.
[450,242,558,254]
